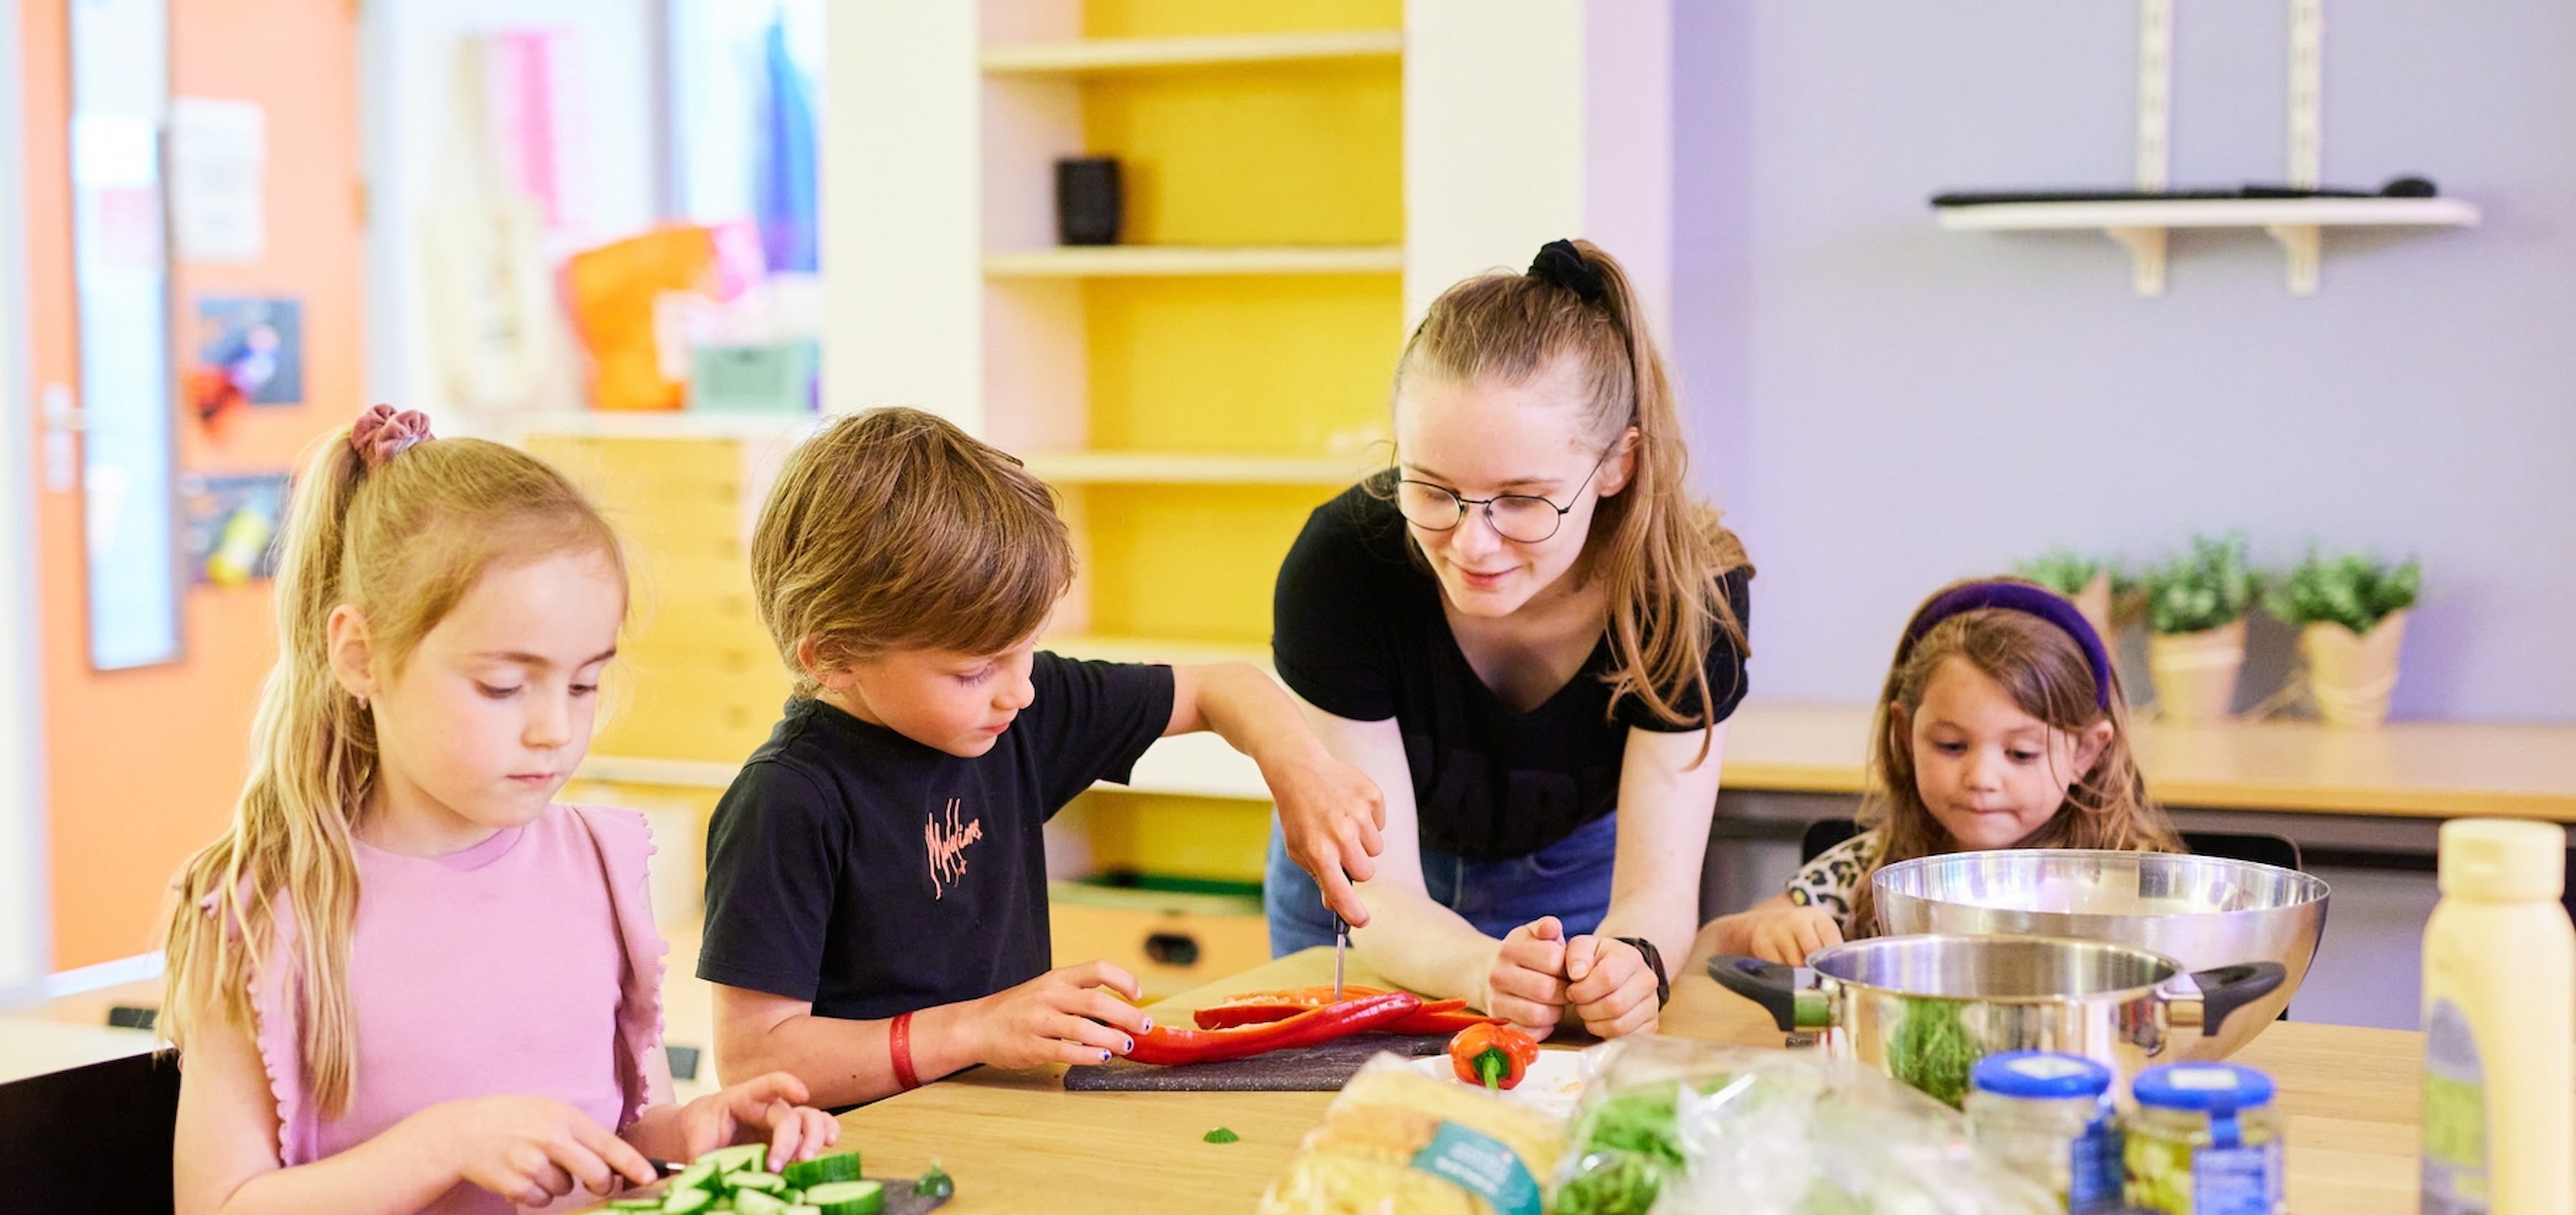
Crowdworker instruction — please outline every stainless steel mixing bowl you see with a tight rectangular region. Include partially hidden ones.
[1872,849,2329,1059]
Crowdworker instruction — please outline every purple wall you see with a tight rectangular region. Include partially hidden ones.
[1670,0,2576,722]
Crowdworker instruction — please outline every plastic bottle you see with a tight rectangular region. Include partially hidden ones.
[2420,818,2575,1215]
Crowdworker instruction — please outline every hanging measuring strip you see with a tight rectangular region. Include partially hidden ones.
[2286,0,2324,189]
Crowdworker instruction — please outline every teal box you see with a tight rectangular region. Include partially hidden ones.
[687,340,818,415]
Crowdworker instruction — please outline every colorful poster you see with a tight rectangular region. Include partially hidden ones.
[179,472,289,587]
[194,296,303,409]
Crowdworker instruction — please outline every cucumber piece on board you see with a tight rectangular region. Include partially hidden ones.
[801,1180,886,1215]
[733,1191,789,1215]
[783,1207,822,1215]
[781,1151,862,1188]
[659,1188,714,1215]
[697,1144,770,1178]
[671,1163,718,1194]
[731,1171,788,1194]
[607,1200,663,1211]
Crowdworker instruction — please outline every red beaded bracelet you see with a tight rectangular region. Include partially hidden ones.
[890,1010,920,1091]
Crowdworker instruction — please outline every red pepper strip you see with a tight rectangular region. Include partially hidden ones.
[1447,1023,1540,1090]
[1384,1002,1505,1036]
[1127,991,1423,1066]
[1192,986,1392,1030]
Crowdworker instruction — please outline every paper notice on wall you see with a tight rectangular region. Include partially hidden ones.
[169,97,266,264]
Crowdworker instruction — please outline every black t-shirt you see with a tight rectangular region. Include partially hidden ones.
[696,653,1175,1021]
[1273,483,1751,862]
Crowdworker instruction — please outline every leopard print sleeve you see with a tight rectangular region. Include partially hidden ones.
[1783,830,1885,937]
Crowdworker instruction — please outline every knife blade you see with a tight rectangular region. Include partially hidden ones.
[1332,912,1348,1001]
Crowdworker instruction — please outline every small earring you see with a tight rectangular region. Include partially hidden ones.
[355,692,369,710]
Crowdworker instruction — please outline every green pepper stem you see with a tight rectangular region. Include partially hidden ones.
[1477,1048,1506,1090]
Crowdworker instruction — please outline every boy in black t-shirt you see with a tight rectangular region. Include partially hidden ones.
[699,408,1385,1108]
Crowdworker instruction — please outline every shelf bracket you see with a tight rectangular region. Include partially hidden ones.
[2267,223,2322,295]
[2106,225,2168,297]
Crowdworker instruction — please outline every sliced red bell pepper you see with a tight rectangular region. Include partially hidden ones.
[1191,985,1388,1030]
[1384,1000,1505,1036]
[1127,991,1422,1066]
[1448,1022,1540,1090]
[1194,993,1506,1036]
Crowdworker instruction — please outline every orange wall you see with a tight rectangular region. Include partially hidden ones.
[21,0,361,968]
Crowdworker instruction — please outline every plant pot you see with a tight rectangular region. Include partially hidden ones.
[2301,609,2407,729]
[2148,618,2246,724]
[2071,571,2115,648]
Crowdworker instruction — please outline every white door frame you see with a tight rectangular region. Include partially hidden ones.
[0,0,57,1009]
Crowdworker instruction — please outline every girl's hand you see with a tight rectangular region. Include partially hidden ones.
[1743,904,1845,966]
[1264,745,1387,928]
[968,960,1154,1069]
[1484,917,1571,1040]
[428,1095,656,1207]
[1563,935,1659,1039]
[676,1072,840,1171]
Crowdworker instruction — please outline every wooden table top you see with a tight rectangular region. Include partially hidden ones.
[801,947,2432,1215]
[1726,701,2576,821]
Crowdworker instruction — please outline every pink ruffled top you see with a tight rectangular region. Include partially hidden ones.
[247,804,668,1214]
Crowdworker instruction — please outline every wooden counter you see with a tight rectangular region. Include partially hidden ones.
[794,947,2435,1215]
[1727,701,2576,821]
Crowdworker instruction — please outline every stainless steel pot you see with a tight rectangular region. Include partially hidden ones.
[1872,849,2329,1059]
[1709,935,2285,1106]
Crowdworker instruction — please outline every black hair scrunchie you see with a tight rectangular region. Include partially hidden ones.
[1527,239,1606,303]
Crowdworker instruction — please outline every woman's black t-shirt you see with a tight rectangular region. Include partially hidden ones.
[1272,481,1752,862]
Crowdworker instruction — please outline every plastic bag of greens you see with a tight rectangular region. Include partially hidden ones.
[1553,1038,2056,1215]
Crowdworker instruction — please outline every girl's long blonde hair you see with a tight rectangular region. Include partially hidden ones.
[159,422,622,1120]
[1847,579,2180,937]
[1396,240,1751,749]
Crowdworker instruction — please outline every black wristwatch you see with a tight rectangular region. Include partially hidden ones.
[1614,936,1670,1008]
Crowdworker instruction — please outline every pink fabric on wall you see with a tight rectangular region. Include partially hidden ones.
[249,804,667,1214]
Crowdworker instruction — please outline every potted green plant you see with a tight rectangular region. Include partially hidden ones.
[2265,551,2421,728]
[2138,532,2256,724]
[2012,549,2117,647]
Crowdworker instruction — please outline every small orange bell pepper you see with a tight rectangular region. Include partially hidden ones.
[1447,1023,1540,1091]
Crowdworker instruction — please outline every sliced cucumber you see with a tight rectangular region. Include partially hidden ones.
[696,1143,770,1177]
[608,1200,663,1212]
[781,1151,862,1189]
[731,1171,788,1194]
[783,1207,823,1215]
[733,1191,789,1215]
[802,1180,886,1215]
[671,1162,719,1193]
[659,1187,714,1215]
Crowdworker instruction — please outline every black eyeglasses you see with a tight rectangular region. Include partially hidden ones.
[1394,452,1611,544]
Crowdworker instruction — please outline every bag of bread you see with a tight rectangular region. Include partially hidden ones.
[1259,1054,1565,1215]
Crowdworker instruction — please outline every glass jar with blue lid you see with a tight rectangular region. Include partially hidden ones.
[2123,1062,2284,1215]
[1965,1051,2123,1211]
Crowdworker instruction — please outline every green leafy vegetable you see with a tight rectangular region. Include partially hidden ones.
[1202,1127,1240,1144]
[1885,997,1981,1108]
[2263,549,2420,634]
[1555,1079,1729,1215]
[2138,532,2256,635]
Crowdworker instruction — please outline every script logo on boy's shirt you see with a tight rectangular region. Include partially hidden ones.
[924,798,984,900]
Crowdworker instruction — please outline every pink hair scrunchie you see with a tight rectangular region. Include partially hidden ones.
[349,404,432,471]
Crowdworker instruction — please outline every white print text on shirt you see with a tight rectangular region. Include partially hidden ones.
[924,798,984,900]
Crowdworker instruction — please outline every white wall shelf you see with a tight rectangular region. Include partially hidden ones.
[980,29,1403,75]
[1935,196,2481,297]
[1022,450,1373,486]
[983,245,1406,278]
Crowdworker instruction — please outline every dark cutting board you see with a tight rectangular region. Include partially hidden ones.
[1063,1032,1449,1092]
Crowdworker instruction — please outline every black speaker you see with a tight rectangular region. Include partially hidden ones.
[1056,156,1122,246]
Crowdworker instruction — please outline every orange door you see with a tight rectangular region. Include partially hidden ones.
[19,0,361,970]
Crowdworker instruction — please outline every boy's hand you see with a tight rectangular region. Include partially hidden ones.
[1563,935,1659,1039]
[1482,917,1571,1041]
[1266,745,1386,928]
[674,1072,840,1171]
[427,1095,657,1207]
[968,960,1153,1069]
[1743,905,1845,966]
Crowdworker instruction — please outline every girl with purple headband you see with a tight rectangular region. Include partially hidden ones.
[1698,577,2181,965]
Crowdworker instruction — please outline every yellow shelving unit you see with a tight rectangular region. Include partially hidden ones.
[982,245,1405,277]
[980,29,1403,75]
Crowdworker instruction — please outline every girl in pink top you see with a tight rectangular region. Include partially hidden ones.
[161,407,838,1214]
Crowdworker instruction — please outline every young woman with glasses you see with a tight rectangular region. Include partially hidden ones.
[1266,240,1753,1040]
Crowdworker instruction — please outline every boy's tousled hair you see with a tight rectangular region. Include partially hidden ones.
[1847,577,2181,937]
[159,419,624,1120]
[752,407,1073,693]
[1394,239,1751,757]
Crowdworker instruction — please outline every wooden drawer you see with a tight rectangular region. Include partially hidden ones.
[1048,885,1270,1001]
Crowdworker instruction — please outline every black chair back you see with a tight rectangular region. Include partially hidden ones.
[0,1049,181,1214]
[2179,830,2303,872]
[1799,817,1863,864]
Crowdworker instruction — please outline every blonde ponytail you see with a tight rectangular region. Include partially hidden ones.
[160,419,621,1118]
[1396,240,1751,759]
